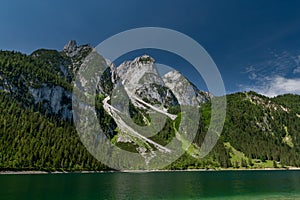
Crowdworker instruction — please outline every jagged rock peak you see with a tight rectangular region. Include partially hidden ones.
[134,55,155,64]
[163,70,210,105]
[163,70,182,79]
[63,40,77,53]
[117,54,159,77]
[62,40,92,58]
[116,55,163,99]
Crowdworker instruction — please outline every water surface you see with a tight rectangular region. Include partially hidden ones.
[1,170,300,199]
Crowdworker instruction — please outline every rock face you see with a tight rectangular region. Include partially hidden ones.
[163,70,211,106]
[0,40,209,123]
[63,40,92,58]
[29,85,72,120]
[92,54,211,164]
[113,55,210,108]
[117,55,163,94]
[0,40,93,121]
[63,40,77,53]
[0,43,213,167]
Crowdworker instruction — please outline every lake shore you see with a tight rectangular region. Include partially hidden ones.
[0,170,111,175]
[1,167,300,174]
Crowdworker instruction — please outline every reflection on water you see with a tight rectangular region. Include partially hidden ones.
[0,170,300,200]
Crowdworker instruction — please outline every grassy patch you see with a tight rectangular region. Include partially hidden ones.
[224,142,249,168]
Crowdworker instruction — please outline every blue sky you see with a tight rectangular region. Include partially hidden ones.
[1,0,300,96]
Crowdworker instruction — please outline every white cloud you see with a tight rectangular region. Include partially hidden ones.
[293,55,300,74]
[244,76,300,97]
[241,52,300,97]
[294,67,300,74]
[248,72,257,80]
[244,66,255,73]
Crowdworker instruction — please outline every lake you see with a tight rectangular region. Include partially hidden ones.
[0,170,300,199]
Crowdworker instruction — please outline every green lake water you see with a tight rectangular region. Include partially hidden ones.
[1,170,300,199]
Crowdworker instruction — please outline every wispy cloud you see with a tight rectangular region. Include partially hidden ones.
[241,51,300,97]
[293,55,300,74]
[244,76,300,97]
[294,67,300,74]
[243,66,258,80]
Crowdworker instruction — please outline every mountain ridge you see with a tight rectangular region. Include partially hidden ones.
[0,41,299,171]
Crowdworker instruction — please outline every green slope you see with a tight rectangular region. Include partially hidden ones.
[1,49,300,171]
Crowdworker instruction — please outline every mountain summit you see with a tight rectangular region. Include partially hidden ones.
[0,42,300,171]
[63,40,77,53]
[63,40,91,58]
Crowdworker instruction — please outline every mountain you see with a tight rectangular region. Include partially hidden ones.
[0,41,300,171]
[0,40,91,121]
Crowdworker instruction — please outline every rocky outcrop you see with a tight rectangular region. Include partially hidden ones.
[112,54,210,109]
[63,40,77,54]
[163,70,210,106]
[29,85,72,120]
[117,55,163,94]
[0,41,209,124]
[63,40,92,58]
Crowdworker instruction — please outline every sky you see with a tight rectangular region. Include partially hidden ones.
[1,0,300,96]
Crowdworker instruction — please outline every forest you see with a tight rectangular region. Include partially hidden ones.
[0,49,300,171]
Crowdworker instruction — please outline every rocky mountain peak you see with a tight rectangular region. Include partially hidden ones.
[162,70,181,80]
[116,55,163,93]
[134,55,155,64]
[62,40,91,58]
[163,70,210,105]
[63,40,77,53]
